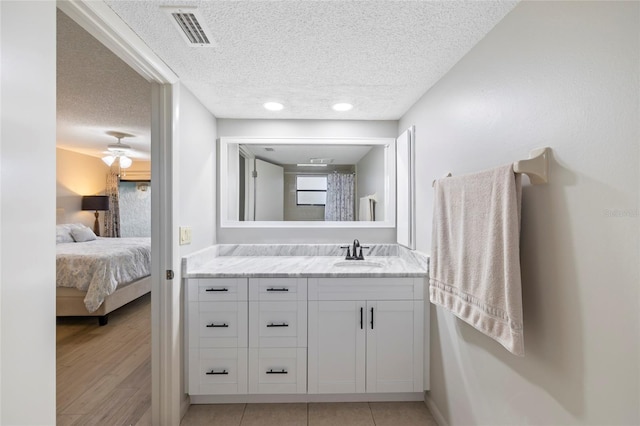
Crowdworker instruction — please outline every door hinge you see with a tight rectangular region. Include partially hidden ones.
[251,170,258,178]
[166,270,175,280]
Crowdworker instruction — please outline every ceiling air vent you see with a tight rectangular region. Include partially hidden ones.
[162,7,215,47]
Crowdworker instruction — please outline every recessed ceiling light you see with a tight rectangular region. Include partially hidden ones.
[332,103,353,112]
[264,102,284,111]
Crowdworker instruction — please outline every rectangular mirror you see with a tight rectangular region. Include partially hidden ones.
[220,137,395,228]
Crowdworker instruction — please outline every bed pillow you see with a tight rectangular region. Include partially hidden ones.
[56,223,86,244]
[56,226,74,244]
[70,226,97,242]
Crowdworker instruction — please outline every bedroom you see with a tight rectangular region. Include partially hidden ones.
[55,8,154,424]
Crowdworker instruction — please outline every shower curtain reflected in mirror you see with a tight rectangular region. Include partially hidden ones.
[325,173,355,221]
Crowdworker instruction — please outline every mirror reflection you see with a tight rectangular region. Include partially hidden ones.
[222,139,393,223]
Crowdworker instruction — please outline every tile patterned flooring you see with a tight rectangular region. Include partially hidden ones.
[181,401,438,426]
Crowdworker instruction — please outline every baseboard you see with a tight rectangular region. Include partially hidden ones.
[424,391,448,426]
[190,392,424,404]
[180,395,191,421]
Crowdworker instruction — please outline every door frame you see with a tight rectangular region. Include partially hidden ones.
[57,1,182,424]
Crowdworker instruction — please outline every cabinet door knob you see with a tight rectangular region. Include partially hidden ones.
[266,322,289,327]
[266,369,288,374]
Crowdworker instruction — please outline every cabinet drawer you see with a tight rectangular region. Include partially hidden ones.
[189,348,248,395]
[249,301,306,348]
[249,278,307,301]
[190,278,248,302]
[308,277,424,301]
[248,348,306,394]
[189,301,248,348]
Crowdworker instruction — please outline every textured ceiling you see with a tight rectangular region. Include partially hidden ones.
[242,144,375,165]
[57,9,151,159]
[104,0,518,120]
[57,1,519,158]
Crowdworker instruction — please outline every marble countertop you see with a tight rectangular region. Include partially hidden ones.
[183,245,429,278]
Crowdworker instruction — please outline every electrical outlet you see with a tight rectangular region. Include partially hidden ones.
[179,226,192,245]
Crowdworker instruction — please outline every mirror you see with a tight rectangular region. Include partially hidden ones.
[220,137,395,228]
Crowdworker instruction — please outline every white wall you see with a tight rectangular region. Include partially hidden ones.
[217,119,398,243]
[0,1,57,424]
[356,145,385,220]
[178,84,217,252]
[175,83,217,406]
[399,1,639,425]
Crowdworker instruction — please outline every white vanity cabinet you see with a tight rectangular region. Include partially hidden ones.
[307,277,424,394]
[248,278,307,394]
[187,278,248,395]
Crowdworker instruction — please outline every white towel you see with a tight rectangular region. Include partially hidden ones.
[358,195,376,221]
[429,164,524,356]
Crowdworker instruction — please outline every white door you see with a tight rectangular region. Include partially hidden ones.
[254,159,284,221]
[366,300,423,393]
[308,301,366,394]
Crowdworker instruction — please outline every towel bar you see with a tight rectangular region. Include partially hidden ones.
[432,147,551,187]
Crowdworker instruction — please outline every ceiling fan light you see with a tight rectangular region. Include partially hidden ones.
[119,155,133,169]
[102,155,116,166]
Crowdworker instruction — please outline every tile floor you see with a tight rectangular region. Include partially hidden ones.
[180,401,438,426]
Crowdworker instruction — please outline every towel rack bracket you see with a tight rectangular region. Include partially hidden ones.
[513,147,550,185]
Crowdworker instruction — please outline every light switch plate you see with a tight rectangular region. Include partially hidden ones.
[179,226,192,245]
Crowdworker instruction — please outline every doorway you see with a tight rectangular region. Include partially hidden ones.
[56,1,182,424]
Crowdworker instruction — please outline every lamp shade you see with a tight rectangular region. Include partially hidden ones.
[81,195,110,211]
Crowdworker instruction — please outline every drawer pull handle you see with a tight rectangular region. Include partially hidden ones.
[266,322,289,328]
[206,369,228,375]
[266,369,288,374]
[206,323,229,328]
[266,287,289,292]
[205,288,229,292]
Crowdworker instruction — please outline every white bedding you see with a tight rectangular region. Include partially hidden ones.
[56,237,151,313]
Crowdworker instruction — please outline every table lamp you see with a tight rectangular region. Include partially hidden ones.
[81,195,110,236]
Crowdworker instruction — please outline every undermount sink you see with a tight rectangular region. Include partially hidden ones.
[332,260,384,268]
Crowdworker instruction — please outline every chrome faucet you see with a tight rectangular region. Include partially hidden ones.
[340,239,369,260]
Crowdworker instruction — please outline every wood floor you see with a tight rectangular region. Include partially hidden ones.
[56,293,151,426]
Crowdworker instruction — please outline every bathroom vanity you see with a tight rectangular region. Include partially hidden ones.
[183,244,429,403]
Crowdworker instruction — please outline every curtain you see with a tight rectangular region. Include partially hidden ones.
[324,173,355,221]
[104,163,121,237]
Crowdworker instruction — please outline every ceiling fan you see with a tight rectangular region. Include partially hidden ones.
[102,131,134,169]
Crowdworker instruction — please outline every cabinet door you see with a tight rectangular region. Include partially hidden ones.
[366,300,423,393]
[308,301,366,394]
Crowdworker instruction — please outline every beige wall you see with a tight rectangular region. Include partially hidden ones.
[400,1,639,424]
[56,148,109,228]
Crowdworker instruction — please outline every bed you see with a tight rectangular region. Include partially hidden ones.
[56,223,151,325]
